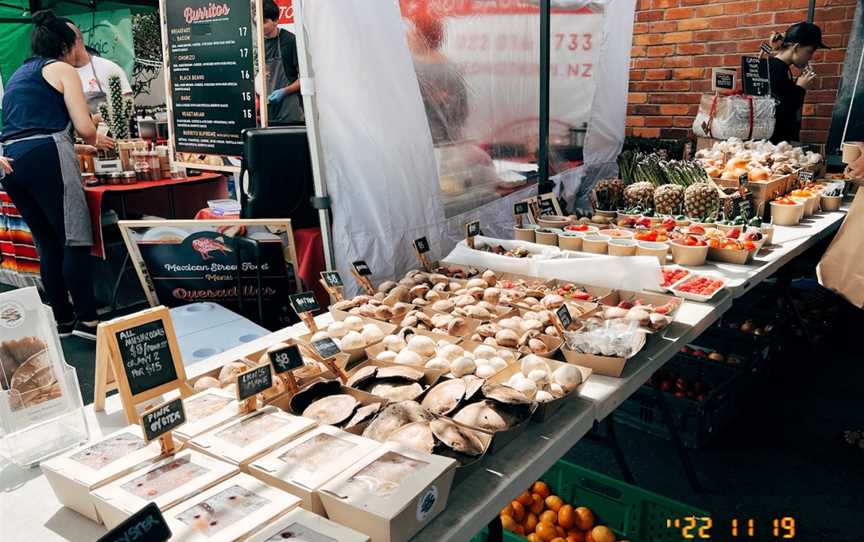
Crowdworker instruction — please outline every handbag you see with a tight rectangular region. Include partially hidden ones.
[816,190,864,307]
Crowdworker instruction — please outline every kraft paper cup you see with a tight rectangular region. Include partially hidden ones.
[770,202,803,226]
[607,239,637,257]
[557,232,584,251]
[604,229,635,240]
[842,142,862,165]
[820,195,842,212]
[514,224,538,242]
[669,240,708,266]
[636,241,669,265]
[534,228,561,246]
[537,216,571,229]
[582,235,610,254]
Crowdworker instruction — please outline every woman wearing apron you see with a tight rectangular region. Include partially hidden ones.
[0,10,114,339]
[262,0,303,125]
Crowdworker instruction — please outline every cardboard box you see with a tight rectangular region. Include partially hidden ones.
[246,507,371,542]
[297,317,397,367]
[319,443,457,542]
[560,332,647,377]
[187,406,316,467]
[487,357,592,422]
[91,449,238,530]
[40,426,165,524]
[164,473,301,542]
[175,388,242,443]
[247,426,381,516]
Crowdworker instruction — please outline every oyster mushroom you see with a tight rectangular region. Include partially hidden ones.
[344,402,383,429]
[421,378,467,415]
[453,400,509,432]
[302,394,359,426]
[370,382,425,402]
[362,400,434,442]
[386,421,435,454]
[431,418,485,457]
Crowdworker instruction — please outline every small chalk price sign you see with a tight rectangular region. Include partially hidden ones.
[321,271,343,288]
[514,202,529,216]
[289,291,319,315]
[97,502,171,542]
[739,173,749,186]
[313,337,341,359]
[537,197,557,217]
[270,344,304,374]
[799,170,814,182]
[466,221,481,237]
[414,237,430,254]
[352,261,372,276]
[141,398,186,443]
[556,305,573,331]
[712,68,736,92]
[237,365,273,402]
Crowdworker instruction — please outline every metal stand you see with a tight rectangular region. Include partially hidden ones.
[652,385,703,493]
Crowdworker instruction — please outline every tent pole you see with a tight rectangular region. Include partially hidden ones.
[293,0,335,271]
[538,0,551,193]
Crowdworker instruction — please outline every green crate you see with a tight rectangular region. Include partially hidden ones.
[469,460,708,542]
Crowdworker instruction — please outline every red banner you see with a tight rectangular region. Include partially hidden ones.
[275,0,293,24]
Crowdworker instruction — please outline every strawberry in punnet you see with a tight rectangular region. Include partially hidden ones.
[636,217,653,228]
[676,276,725,297]
[726,228,741,239]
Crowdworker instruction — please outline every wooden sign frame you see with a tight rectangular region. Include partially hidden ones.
[351,261,375,295]
[140,397,186,455]
[412,237,432,271]
[519,193,563,224]
[319,271,344,301]
[94,306,190,424]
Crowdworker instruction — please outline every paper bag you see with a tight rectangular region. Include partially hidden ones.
[816,190,862,307]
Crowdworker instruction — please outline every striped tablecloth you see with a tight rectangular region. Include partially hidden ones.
[0,190,41,287]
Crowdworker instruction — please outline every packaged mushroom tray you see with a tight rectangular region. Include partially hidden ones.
[443,236,560,275]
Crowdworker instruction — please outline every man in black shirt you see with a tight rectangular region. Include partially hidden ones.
[768,22,827,143]
[262,0,302,125]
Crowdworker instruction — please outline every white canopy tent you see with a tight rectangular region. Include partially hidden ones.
[294,0,636,294]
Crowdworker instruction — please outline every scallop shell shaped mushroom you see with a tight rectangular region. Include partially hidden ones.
[521,355,550,377]
[382,335,406,352]
[553,365,583,391]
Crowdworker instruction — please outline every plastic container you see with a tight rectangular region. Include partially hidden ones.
[636,241,668,264]
[669,274,729,302]
[769,201,803,226]
[469,460,708,542]
[669,240,708,266]
[582,234,610,254]
[608,239,637,257]
[557,231,584,251]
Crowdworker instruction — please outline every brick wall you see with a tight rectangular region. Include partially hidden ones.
[627,0,857,143]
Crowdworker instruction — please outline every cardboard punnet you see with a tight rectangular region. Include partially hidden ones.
[90,449,238,530]
[487,356,592,421]
[296,317,397,367]
[174,387,242,443]
[246,507,370,542]
[318,442,457,542]
[247,425,381,516]
[164,473,301,542]
[560,332,647,378]
[187,406,316,467]
[40,426,165,523]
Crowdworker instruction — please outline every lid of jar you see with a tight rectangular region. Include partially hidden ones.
[108,172,124,178]
[121,171,137,178]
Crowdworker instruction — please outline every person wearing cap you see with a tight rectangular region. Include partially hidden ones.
[768,22,828,144]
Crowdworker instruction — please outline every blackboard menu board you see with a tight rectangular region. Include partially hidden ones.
[741,56,770,96]
[466,221,481,237]
[98,502,171,542]
[142,398,186,442]
[165,0,256,155]
[514,202,529,215]
[116,320,178,396]
[289,291,319,314]
[237,365,273,401]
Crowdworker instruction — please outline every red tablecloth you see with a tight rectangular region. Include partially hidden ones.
[86,173,227,258]
[194,208,328,307]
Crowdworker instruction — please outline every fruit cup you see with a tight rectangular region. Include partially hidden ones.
[820,194,843,212]
[636,241,669,265]
[770,200,804,226]
[669,239,709,266]
[582,234,611,254]
[608,239,638,257]
[557,231,584,251]
[514,224,539,243]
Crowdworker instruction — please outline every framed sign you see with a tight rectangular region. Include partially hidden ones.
[270,344,304,374]
[712,68,736,92]
[312,337,341,359]
[321,271,343,288]
[352,261,372,276]
[141,397,186,444]
[94,307,189,424]
[556,305,573,331]
[237,365,273,402]
[119,219,300,331]
[513,202,529,216]
[289,291,320,315]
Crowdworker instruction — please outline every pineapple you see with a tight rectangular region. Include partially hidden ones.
[684,182,721,221]
[654,184,685,215]
[592,179,626,210]
[624,182,655,211]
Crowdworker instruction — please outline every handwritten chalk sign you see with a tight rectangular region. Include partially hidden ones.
[741,56,770,96]
[289,291,319,315]
[97,502,171,542]
[351,261,375,295]
[537,197,557,217]
[321,271,343,288]
[270,344,304,374]
[313,337,341,359]
[141,398,186,443]
[514,202,529,216]
[739,173,749,186]
[352,261,372,276]
[556,305,573,331]
[413,237,430,254]
[94,306,188,424]
[799,170,815,182]
[237,365,273,402]
[712,68,736,92]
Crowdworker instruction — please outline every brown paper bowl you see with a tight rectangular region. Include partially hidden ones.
[557,232,584,251]
[669,240,708,266]
[534,229,561,246]
[820,195,842,212]
[514,226,537,242]
[582,235,610,254]
[607,239,637,257]
[636,241,668,264]
[770,201,803,226]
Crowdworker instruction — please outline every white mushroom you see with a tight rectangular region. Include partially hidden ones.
[451,356,477,378]
[327,321,349,339]
[553,365,583,391]
[343,316,365,332]
[361,324,385,345]
[382,335,406,352]
[425,358,451,371]
[473,345,497,360]
[521,355,550,377]
[395,349,424,367]
[407,335,437,358]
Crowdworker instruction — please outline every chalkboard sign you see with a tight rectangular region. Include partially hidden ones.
[270,344,304,374]
[739,173,749,186]
[413,237,430,254]
[352,261,372,276]
[116,320,178,396]
[556,305,573,330]
[712,68,736,92]
[321,271,343,288]
[513,202,529,215]
[537,197,558,217]
[799,170,815,182]
[466,221,481,238]
[289,291,319,315]
[163,0,256,156]
[237,365,273,402]
[97,502,171,542]
[741,56,770,96]
[141,398,186,443]
[313,337,341,359]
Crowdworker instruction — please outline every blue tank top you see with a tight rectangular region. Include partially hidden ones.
[1,57,71,157]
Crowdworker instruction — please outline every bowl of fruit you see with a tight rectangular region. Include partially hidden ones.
[707,238,759,264]
[671,274,728,302]
[747,217,773,245]
[770,197,804,226]
[669,236,709,266]
[564,223,599,234]
[634,229,670,243]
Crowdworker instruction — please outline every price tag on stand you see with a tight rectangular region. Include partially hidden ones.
[97,502,172,542]
[289,291,320,333]
[465,221,480,249]
[412,237,432,271]
[140,397,186,455]
[311,338,348,383]
[236,364,273,413]
[269,343,303,394]
[319,271,344,301]
[351,261,375,295]
[739,173,749,187]
[711,68,736,93]
[513,202,529,228]
[799,170,814,183]
[554,305,573,336]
